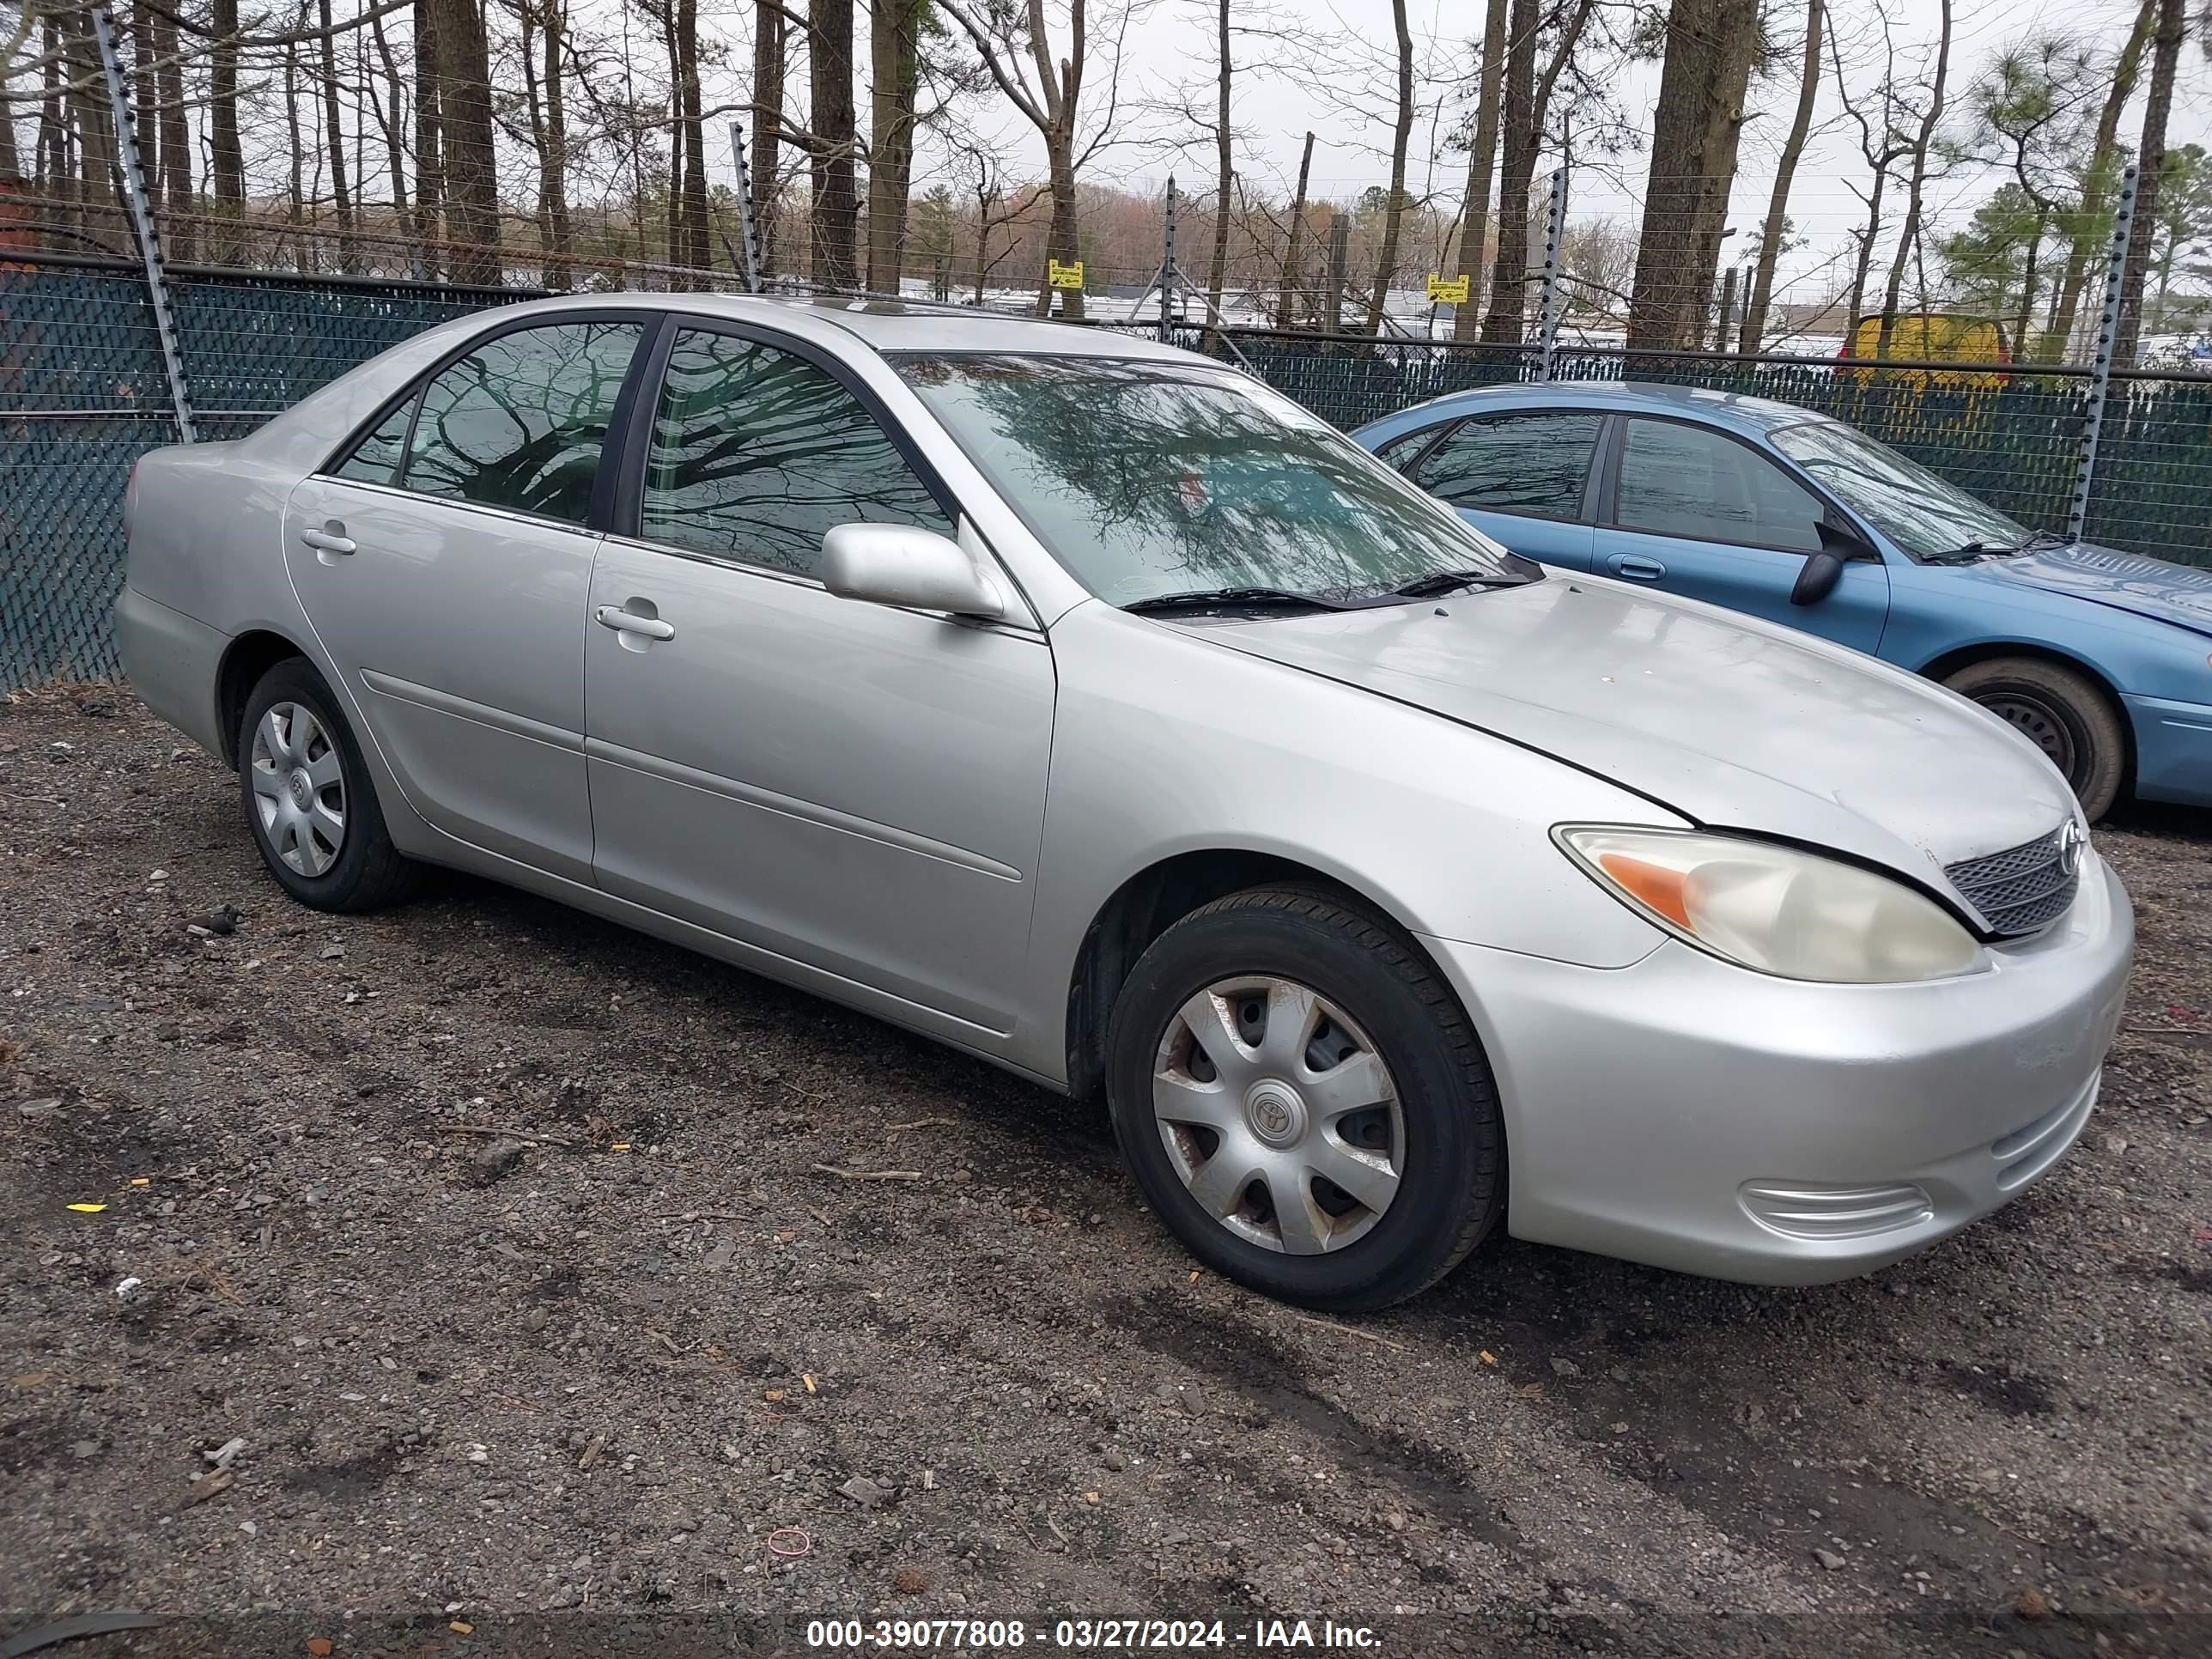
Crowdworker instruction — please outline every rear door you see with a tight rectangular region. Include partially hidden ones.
[1598,415,1890,653]
[283,313,649,881]
[1395,410,1602,571]
[581,321,1055,1034]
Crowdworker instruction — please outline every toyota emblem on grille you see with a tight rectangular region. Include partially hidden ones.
[2057,821,2086,877]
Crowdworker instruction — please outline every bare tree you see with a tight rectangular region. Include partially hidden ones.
[753,0,786,275]
[432,0,499,282]
[1277,128,1313,325]
[866,0,925,294]
[1874,0,1952,356]
[1450,0,1509,339]
[810,0,859,286]
[1740,0,1823,353]
[2048,0,2154,359]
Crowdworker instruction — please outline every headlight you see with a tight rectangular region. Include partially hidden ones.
[1554,826,1988,984]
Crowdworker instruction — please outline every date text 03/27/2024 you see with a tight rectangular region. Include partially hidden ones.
[803,1619,1384,1650]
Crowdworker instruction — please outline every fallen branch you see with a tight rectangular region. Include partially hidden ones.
[1289,1313,1407,1352]
[887,1116,958,1133]
[438,1124,582,1148]
[811,1164,924,1182]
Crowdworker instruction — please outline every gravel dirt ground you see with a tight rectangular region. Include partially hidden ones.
[3,686,2209,1659]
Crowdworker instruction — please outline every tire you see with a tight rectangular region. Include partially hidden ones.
[237,657,422,912]
[1943,656,2126,822]
[1104,886,1504,1312]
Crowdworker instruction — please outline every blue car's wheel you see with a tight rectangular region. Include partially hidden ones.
[1944,657,2126,822]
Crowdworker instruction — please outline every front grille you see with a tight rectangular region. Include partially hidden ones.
[1944,824,2081,937]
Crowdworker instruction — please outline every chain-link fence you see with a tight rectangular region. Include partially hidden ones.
[4,252,2210,688]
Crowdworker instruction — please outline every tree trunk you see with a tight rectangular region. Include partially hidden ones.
[431,0,500,284]
[1040,138,1082,319]
[1479,0,1536,343]
[414,0,443,275]
[154,9,190,256]
[1741,0,1822,353]
[283,38,306,270]
[2112,0,2184,368]
[677,0,709,277]
[1628,0,1756,349]
[317,0,357,268]
[65,31,118,252]
[0,52,21,181]
[210,0,245,261]
[1451,0,1510,339]
[2048,0,2154,361]
[1682,2,1757,350]
[810,0,860,288]
[2014,211,2046,350]
[1876,0,1952,358]
[35,11,68,217]
[753,1,786,276]
[1202,0,1233,329]
[866,0,923,294]
[1363,0,1414,336]
[542,2,572,288]
[1278,131,1314,326]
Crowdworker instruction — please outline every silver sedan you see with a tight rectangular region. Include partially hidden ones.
[114,295,2133,1310]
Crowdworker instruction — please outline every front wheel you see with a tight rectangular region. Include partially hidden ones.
[1943,656,2126,821]
[1104,887,1504,1311]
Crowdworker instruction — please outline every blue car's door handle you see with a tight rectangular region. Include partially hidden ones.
[1607,553,1667,580]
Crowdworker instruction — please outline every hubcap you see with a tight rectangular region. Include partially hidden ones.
[1152,975,1404,1255]
[248,702,347,878]
[1978,691,2079,781]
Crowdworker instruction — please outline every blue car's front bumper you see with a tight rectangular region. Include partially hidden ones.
[2124,693,2212,807]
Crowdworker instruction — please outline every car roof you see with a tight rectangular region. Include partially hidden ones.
[1367,379,1828,435]
[489,289,1200,363]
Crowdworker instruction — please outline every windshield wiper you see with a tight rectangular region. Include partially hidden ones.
[1929,528,2065,565]
[1385,568,1539,599]
[1121,586,1349,615]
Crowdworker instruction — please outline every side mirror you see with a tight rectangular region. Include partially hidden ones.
[819,524,1006,620]
[1791,521,1875,606]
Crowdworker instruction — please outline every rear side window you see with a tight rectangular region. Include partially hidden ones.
[1408,412,1601,520]
[364,320,645,524]
[336,401,413,486]
[639,328,951,574]
[1614,419,1826,552]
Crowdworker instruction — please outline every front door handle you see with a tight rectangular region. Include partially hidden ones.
[1607,553,1667,580]
[300,525,356,556]
[595,605,676,641]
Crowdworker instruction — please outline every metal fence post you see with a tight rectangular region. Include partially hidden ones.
[1536,166,1569,381]
[1159,178,1177,341]
[728,122,763,293]
[2068,161,2139,545]
[91,4,195,443]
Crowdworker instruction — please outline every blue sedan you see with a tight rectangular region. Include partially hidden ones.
[1353,382,2212,818]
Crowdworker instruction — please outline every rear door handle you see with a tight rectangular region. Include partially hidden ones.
[1607,553,1667,580]
[300,526,356,556]
[595,605,676,641]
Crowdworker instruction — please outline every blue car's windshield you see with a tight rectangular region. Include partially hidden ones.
[895,354,1526,608]
[1772,420,2030,560]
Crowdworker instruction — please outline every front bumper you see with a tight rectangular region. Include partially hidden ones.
[1424,855,2133,1284]
[2123,692,2212,808]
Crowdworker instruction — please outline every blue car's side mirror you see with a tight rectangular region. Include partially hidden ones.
[1793,521,1876,605]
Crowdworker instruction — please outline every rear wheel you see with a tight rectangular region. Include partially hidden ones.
[1105,886,1504,1311]
[1943,656,2125,821]
[238,658,422,911]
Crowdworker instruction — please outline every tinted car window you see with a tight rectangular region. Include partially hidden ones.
[1771,420,2025,558]
[1615,419,1825,552]
[336,400,414,487]
[1410,412,1601,520]
[1374,425,1443,469]
[641,329,951,574]
[404,320,643,523]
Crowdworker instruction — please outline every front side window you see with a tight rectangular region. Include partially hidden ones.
[639,329,951,574]
[897,354,1522,606]
[336,401,413,487]
[1409,411,1601,520]
[400,320,643,523]
[1771,420,2026,559]
[1614,419,1826,553]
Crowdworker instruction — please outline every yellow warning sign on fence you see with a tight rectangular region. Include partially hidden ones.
[1425,272,1470,306]
[1048,259,1085,290]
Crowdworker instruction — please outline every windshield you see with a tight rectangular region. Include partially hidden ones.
[1771,420,2029,559]
[895,354,1521,606]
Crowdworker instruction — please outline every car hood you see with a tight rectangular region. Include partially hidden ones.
[1188,577,2078,902]
[1956,541,2212,637]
